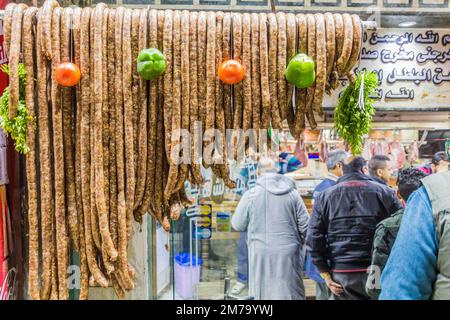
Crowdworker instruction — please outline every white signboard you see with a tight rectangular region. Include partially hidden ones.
[323,28,450,110]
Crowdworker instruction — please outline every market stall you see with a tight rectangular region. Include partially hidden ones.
[0,0,449,301]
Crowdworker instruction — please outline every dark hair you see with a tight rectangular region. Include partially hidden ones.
[397,168,427,201]
[342,156,367,174]
[368,155,391,176]
[431,151,449,165]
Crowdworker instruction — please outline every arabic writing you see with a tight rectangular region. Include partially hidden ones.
[386,67,432,85]
[326,29,450,109]
[380,48,414,63]
[385,87,415,100]
[369,32,413,46]
[443,34,450,46]
[416,47,450,64]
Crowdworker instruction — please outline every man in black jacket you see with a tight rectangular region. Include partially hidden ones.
[306,156,403,300]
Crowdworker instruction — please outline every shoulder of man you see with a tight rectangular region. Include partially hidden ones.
[368,178,397,196]
[377,208,405,231]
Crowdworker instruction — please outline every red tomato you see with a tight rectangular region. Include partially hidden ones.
[218,59,245,85]
[55,62,81,87]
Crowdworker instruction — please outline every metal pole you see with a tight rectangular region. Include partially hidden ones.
[0,9,378,29]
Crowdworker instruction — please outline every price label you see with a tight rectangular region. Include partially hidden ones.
[192,204,212,240]
[216,212,231,232]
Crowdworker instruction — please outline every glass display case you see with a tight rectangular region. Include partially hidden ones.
[159,163,252,300]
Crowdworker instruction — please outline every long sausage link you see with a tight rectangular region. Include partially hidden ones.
[162,10,174,161]
[331,13,344,89]
[73,6,89,297]
[122,8,136,240]
[222,13,233,131]
[305,14,317,129]
[259,13,271,137]
[36,14,53,300]
[89,6,102,252]
[114,7,135,290]
[336,13,353,76]
[135,8,149,214]
[2,3,16,58]
[276,12,287,122]
[250,13,261,150]
[80,7,109,288]
[41,0,59,59]
[212,11,224,181]
[220,12,236,187]
[23,6,39,300]
[153,10,166,222]
[343,14,363,82]
[285,13,297,138]
[197,12,208,133]
[203,11,217,169]
[188,11,203,185]
[107,9,119,250]
[241,13,252,155]
[131,9,141,206]
[101,7,111,234]
[136,9,158,218]
[174,10,191,193]
[312,13,326,117]
[50,7,69,299]
[231,13,243,160]
[294,14,308,139]
[93,4,118,262]
[324,12,336,93]
[8,4,27,120]
[164,11,182,205]
[268,13,282,131]
[60,7,80,252]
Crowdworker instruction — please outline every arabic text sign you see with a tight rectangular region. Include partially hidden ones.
[323,29,450,110]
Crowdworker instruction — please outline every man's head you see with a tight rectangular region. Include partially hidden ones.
[326,149,348,177]
[257,156,278,176]
[342,156,367,175]
[369,155,393,184]
[397,168,427,203]
[431,151,449,174]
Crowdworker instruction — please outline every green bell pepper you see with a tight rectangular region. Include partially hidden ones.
[285,53,316,89]
[137,48,166,80]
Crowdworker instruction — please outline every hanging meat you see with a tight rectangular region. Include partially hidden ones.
[319,134,329,163]
[3,4,366,300]
[23,6,39,300]
[389,140,406,171]
[408,140,420,165]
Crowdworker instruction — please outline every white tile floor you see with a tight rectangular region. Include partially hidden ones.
[158,278,316,300]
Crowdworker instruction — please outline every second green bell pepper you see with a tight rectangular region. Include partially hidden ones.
[285,53,316,89]
[137,48,166,80]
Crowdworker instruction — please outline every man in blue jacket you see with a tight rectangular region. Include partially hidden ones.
[307,156,403,300]
[380,171,450,300]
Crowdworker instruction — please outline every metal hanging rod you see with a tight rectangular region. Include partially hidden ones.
[0,9,378,29]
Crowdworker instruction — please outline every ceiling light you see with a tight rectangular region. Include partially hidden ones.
[398,21,417,27]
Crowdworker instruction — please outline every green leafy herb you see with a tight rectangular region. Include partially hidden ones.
[0,63,33,154]
[334,71,378,155]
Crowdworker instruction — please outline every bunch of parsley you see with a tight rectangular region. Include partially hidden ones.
[0,63,33,154]
[334,71,378,155]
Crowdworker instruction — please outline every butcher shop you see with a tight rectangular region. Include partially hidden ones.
[0,0,449,302]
